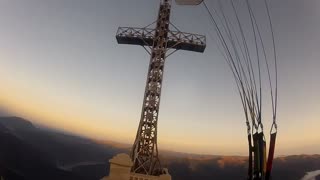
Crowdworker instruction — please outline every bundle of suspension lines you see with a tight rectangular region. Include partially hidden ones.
[202,0,278,179]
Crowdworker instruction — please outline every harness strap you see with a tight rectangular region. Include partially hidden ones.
[247,134,253,180]
[258,132,266,179]
[253,133,260,180]
[263,140,267,174]
[266,132,277,180]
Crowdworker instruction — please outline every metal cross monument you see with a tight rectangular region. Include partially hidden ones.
[116,0,206,176]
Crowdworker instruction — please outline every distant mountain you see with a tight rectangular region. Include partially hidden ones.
[0,117,124,165]
[0,122,88,180]
[158,154,320,180]
[0,117,34,134]
[0,116,125,180]
[0,116,319,180]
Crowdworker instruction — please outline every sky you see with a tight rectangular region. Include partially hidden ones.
[0,0,319,156]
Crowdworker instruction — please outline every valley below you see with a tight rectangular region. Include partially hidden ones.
[0,117,319,180]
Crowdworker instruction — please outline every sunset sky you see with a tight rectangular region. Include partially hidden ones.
[0,0,319,156]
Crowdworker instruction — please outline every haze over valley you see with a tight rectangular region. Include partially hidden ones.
[0,117,319,180]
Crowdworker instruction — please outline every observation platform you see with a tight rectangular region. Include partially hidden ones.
[116,27,206,53]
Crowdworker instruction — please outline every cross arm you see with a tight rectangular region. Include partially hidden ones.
[116,27,206,53]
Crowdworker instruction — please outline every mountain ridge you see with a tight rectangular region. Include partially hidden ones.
[0,116,319,180]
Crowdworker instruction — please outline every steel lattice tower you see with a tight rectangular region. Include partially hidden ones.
[116,0,206,176]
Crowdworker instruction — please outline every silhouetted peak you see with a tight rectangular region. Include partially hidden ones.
[0,116,34,130]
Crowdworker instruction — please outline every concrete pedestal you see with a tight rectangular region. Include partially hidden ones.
[101,153,171,180]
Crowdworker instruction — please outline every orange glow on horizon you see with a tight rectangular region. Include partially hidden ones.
[0,80,134,143]
[0,72,320,155]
